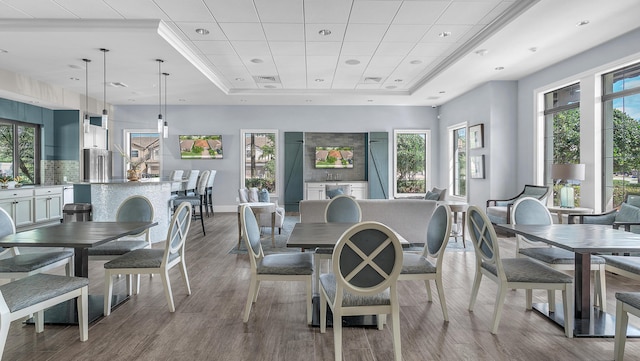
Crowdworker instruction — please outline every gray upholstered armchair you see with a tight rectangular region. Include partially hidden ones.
[485,185,550,224]
[568,194,640,233]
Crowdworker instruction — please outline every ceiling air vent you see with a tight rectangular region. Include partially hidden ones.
[364,77,382,84]
[253,75,280,83]
[109,82,128,88]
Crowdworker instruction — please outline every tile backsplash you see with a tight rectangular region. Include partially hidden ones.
[41,160,80,185]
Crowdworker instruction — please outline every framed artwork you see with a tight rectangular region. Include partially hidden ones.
[469,124,484,149]
[470,155,485,179]
[178,135,223,159]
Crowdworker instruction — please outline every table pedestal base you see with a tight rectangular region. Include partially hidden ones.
[310,295,378,328]
[533,302,640,338]
[26,294,129,325]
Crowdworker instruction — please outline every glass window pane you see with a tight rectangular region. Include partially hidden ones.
[17,125,36,183]
[243,131,277,193]
[452,127,466,196]
[0,123,14,180]
[603,62,640,96]
[129,133,160,178]
[395,131,427,195]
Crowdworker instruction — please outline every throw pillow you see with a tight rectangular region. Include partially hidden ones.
[248,187,260,203]
[258,189,270,203]
[238,188,249,203]
[424,191,440,200]
[326,188,344,199]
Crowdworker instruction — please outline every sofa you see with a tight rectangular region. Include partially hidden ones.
[299,199,438,245]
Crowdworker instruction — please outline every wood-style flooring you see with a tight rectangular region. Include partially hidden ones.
[3,212,640,361]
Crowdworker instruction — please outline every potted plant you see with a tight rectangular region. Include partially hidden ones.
[12,176,23,188]
[114,144,145,181]
[0,175,11,189]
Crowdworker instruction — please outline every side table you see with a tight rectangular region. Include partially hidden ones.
[546,205,593,224]
[438,200,469,247]
[237,202,276,248]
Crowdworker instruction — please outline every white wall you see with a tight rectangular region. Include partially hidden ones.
[112,105,438,211]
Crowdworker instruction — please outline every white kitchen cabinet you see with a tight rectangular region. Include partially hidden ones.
[305,183,326,200]
[34,187,63,223]
[83,124,107,149]
[0,188,33,227]
[304,182,368,200]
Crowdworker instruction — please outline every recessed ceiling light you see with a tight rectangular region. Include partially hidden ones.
[529,47,538,53]
[305,99,312,103]
[69,64,83,69]
[495,66,505,71]
[240,99,247,102]
[367,99,374,102]
[318,29,332,36]
[178,98,186,102]
[127,98,136,102]
[576,20,590,27]
[438,31,452,38]
[394,79,403,82]
[250,58,263,64]
[69,77,79,81]
[0,49,8,53]
[315,78,324,82]
[345,59,360,65]
[235,77,245,81]
[475,49,489,56]
[385,86,397,89]
[409,60,422,65]
[195,28,210,35]
[438,91,446,94]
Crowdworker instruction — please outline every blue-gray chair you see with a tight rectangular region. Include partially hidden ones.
[240,205,313,324]
[569,194,640,234]
[319,221,404,360]
[88,195,154,261]
[0,208,73,280]
[614,292,640,360]
[511,197,606,312]
[103,202,193,315]
[173,170,210,235]
[399,203,451,321]
[467,205,574,337]
[486,184,550,224]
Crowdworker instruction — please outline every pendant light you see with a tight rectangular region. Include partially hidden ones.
[82,58,91,133]
[163,72,169,138]
[100,48,109,129]
[156,59,164,133]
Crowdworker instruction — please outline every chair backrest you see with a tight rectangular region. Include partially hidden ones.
[182,170,200,191]
[240,205,264,269]
[332,221,403,299]
[196,170,210,196]
[467,206,505,280]
[626,194,640,208]
[116,195,155,240]
[163,202,192,265]
[0,207,16,238]
[511,197,552,248]
[521,185,550,202]
[423,204,452,260]
[207,170,217,188]
[325,195,362,223]
[169,170,184,181]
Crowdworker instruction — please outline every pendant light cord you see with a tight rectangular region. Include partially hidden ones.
[158,60,162,117]
[83,58,90,116]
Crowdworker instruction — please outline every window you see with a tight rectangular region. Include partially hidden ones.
[544,83,581,206]
[0,119,39,184]
[393,130,429,197]
[124,131,161,178]
[602,62,640,208]
[241,130,278,193]
[450,125,466,197]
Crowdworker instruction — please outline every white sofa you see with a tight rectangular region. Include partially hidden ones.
[299,199,438,245]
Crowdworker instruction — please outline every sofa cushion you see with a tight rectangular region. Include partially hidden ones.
[424,191,440,200]
[248,187,260,202]
[326,188,344,199]
[325,185,351,199]
[258,189,270,202]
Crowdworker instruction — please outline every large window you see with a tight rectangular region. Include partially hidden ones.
[544,83,581,206]
[241,130,278,193]
[393,130,429,197]
[0,119,39,184]
[123,131,161,178]
[450,125,466,197]
[602,62,640,208]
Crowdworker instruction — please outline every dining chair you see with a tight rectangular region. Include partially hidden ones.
[205,169,217,217]
[169,170,184,193]
[511,197,606,312]
[0,208,73,281]
[399,203,451,322]
[240,204,313,324]
[172,170,210,235]
[319,221,404,361]
[0,273,88,360]
[315,195,362,293]
[614,292,640,360]
[467,205,574,337]
[88,195,154,261]
[181,169,200,196]
[103,202,193,315]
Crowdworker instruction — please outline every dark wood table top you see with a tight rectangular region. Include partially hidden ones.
[0,221,158,248]
[494,223,640,254]
[286,222,409,249]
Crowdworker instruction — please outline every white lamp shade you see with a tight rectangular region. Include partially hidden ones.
[551,163,585,181]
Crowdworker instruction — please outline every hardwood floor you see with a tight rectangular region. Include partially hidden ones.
[3,212,640,361]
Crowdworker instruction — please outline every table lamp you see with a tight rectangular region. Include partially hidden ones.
[551,163,585,208]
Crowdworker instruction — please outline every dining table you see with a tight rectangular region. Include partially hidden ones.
[287,222,409,327]
[0,221,157,324]
[494,223,640,337]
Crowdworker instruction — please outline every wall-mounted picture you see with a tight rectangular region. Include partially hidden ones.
[315,146,354,169]
[470,155,485,179]
[469,123,484,149]
[179,135,223,159]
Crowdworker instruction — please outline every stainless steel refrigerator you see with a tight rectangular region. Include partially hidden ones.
[83,149,112,182]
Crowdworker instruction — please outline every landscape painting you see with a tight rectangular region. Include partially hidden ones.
[315,146,354,169]
[179,135,223,159]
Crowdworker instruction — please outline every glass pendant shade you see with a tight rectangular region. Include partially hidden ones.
[157,115,163,133]
[100,48,109,130]
[163,121,169,138]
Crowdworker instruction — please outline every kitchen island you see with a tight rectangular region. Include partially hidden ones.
[73,179,175,242]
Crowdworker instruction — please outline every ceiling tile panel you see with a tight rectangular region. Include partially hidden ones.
[392,1,449,25]
[218,23,266,41]
[254,0,303,23]
[344,24,389,42]
[306,42,342,56]
[437,1,499,25]
[51,0,124,18]
[175,22,227,41]
[0,2,29,18]
[305,23,347,42]
[193,40,235,55]
[349,1,401,24]
[307,77,332,89]
[375,42,415,56]
[340,42,380,56]
[355,83,382,90]
[409,43,450,57]
[270,41,305,56]
[241,58,278,75]
[203,0,259,22]
[232,41,271,56]
[262,23,304,41]
[382,24,429,42]
[207,54,244,68]
[304,0,352,23]
[307,55,339,75]
[104,0,170,20]
[421,24,473,43]
[153,0,214,22]
[368,55,405,69]
[2,0,75,18]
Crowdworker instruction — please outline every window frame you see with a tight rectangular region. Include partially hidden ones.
[448,122,467,199]
[393,129,430,198]
[122,128,162,178]
[0,118,40,185]
[240,129,279,196]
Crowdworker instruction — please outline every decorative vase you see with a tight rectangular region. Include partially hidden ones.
[0,184,7,189]
[14,183,22,188]
[126,169,140,182]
